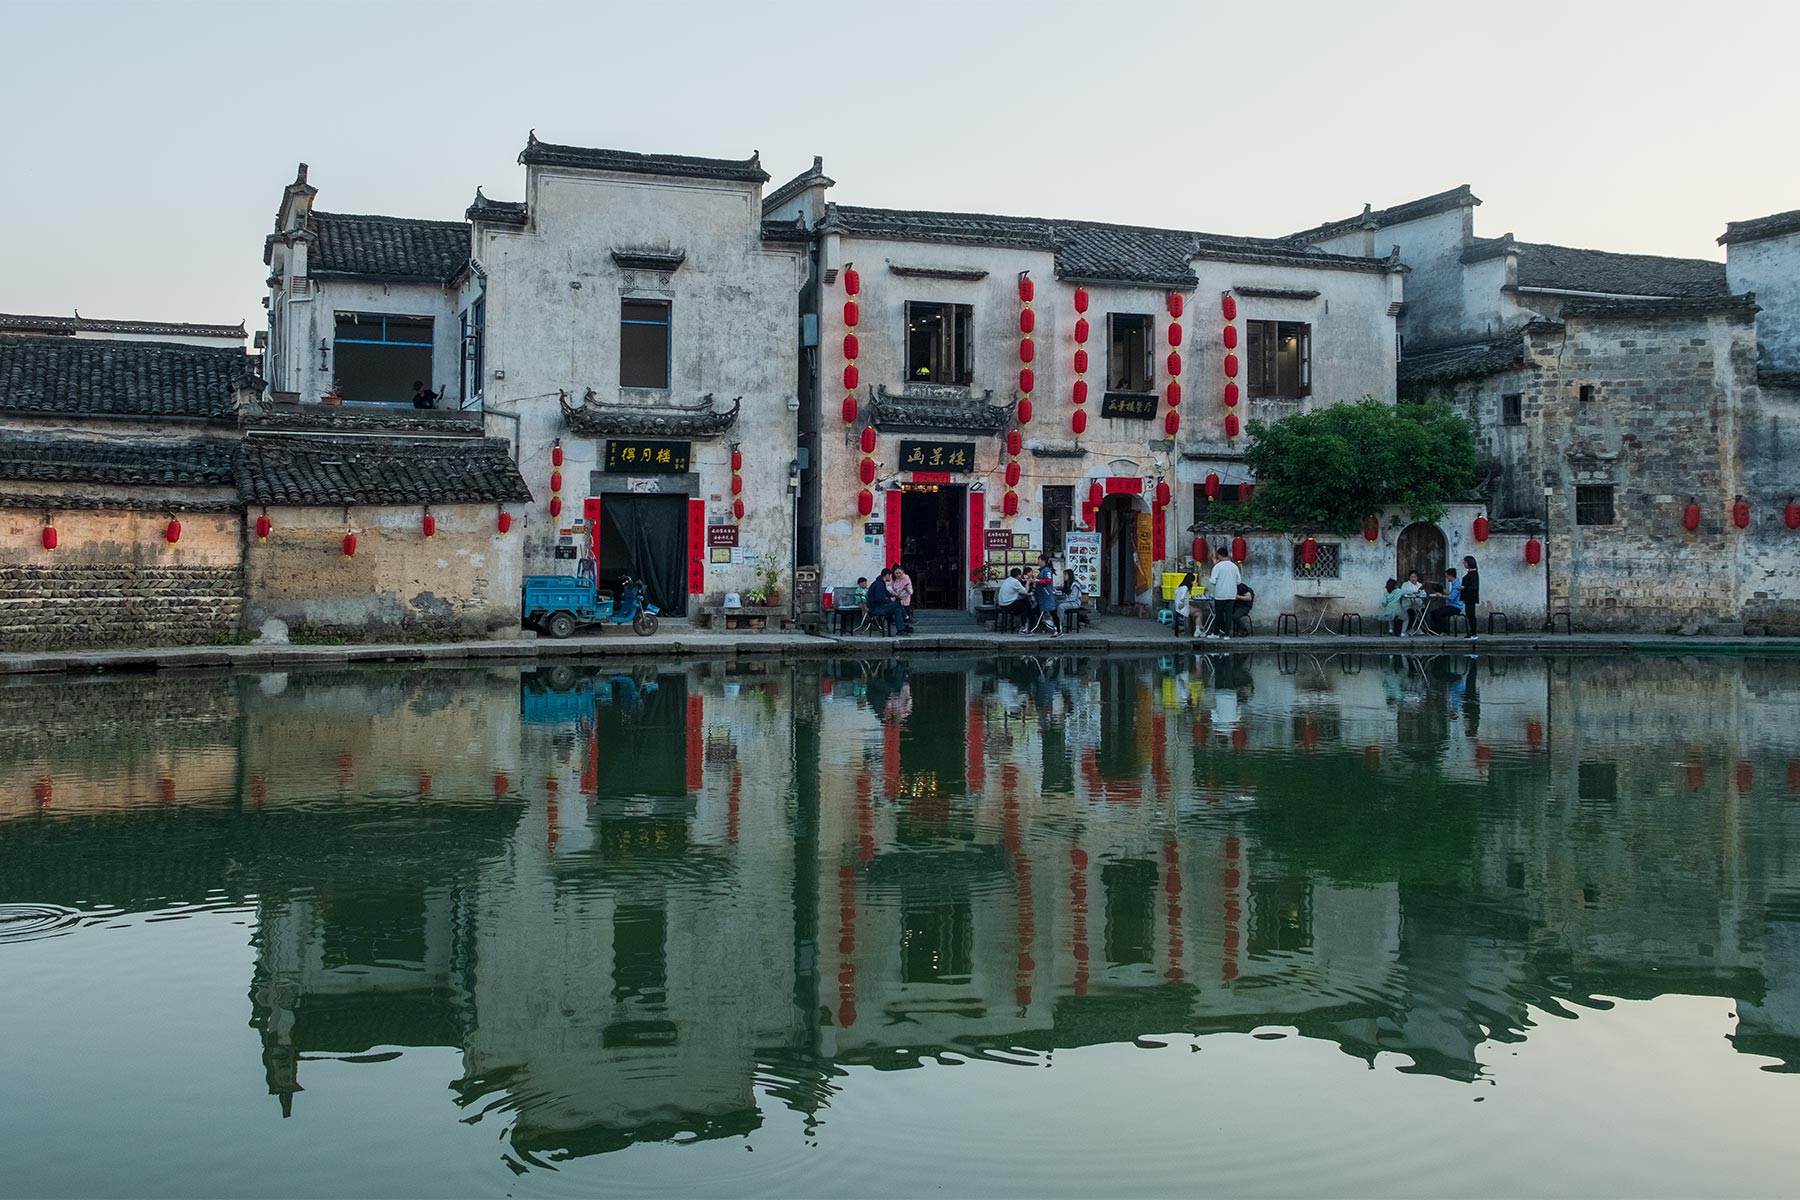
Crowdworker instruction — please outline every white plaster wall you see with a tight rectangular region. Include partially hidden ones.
[1312,207,1470,348]
[280,278,460,404]
[1726,232,1800,370]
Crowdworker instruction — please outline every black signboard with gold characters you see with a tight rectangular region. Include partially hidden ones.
[1100,392,1158,421]
[898,440,976,473]
[604,439,691,473]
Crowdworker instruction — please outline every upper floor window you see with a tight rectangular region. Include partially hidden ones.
[332,313,433,405]
[1502,393,1523,425]
[905,302,974,385]
[1575,484,1615,526]
[1246,320,1311,398]
[1108,313,1155,393]
[621,299,671,389]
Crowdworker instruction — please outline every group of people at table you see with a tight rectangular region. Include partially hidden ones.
[844,553,1083,636]
[1170,548,1256,639]
[1380,556,1483,638]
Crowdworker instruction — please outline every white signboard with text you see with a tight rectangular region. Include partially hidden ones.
[1064,531,1101,597]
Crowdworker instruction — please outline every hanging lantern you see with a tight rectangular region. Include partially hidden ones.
[1071,409,1087,435]
[1005,461,1021,488]
[859,459,877,485]
[1301,536,1319,568]
[1074,287,1090,313]
[1002,490,1019,516]
[1732,498,1750,529]
[1473,515,1490,543]
[844,265,861,295]
[549,496,563,517]
[842,396,859,425]
[1786,501,1800,530]
[1224,381,1239,407]
[1074,318,1089,343]
[1683,501,1701,532]
[1165,380,1182,407]
[550,470,563,493]
[1081,503,1096,529]
[843,332,859,359]
[1073,348,1089,374]
[1238,483,1253,504]
[343,532,358,558]
[1167,322,1183,347]
[1018,276,1034,302]
[843,300,860,326]
[1167,350,1182,377]
[1363,516,1380,544]
[1006,429,1023,457]
[1019,368,1035,394]
[422,511,436,539]
[1019,309,1036,334]
[1154,479,1171,508]
[1017,396,1034,424]
[40,523,57,551]
[1167,292,1184,318]
[1164,411,1181,436]
[164,518,181,545]
[1222,354,1238,378]
[732,498,745,520]
[1525,538,1543,566]
[1192,536,1206,563]
[1221,294,1237,320]
[731,475,745,495]
[1088,481,1105,508]
[857,489,874,516]
[497,510,512,536]
[255,513,272,542]
[1204,473,1220,501]
[1222,325,1238,350]
[1231,535,1247,563]
[844,364,859,390]
[860,426,877,455]
[1019,339,1035,364]
[1072,379,1088,406]
[551,444,564,468]
[1225,413,1240,439]
[731,448,743,472]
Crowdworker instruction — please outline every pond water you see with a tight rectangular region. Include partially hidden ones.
[2,651,1799,1198]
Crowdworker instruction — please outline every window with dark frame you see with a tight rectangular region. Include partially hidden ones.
[904,301,974,386]
[1043,486,1074,554]
[1246,320,1312,398]
[457,311,469,404]
[1502,393,1523,425]
[331,313,434,405]
[471,295,485,396]
[1107,313,1155,393]
[620,299,672,389]
[1579,384,1595,403]
[1575,484,1616,526]
[1194,484,1245,511]
[1290,541,1341,579]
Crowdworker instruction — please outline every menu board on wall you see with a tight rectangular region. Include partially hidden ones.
[1065,531,1101,596]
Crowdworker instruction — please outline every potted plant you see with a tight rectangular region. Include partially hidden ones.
[321,380,344,407]
[753,553,782,608]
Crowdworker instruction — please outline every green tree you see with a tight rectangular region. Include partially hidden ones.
[1241,398,1475,535]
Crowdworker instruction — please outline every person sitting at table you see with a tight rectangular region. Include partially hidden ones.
[1379,578,1406,636]
[865,568,908,635]
[1057,569,1086,631]
[852,577,869,606]
[994,568,1032,627]
[1398,571,1427,636]
[1234,581,1255,636]
[1428,568,1464,634]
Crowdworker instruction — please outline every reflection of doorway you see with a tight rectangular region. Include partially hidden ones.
[597,494,689,616]
[1098,494,1141,610]
[1395,521,1447,585]
[898,484,966,609]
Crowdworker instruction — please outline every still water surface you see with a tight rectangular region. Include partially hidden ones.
[3,652,1799,1197]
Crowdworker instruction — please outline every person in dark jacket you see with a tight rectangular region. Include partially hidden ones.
[1460,555,1481,640]
[411,380,439,409]
[866,568,908,635]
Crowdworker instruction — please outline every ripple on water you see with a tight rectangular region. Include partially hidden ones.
[0,903,83,943]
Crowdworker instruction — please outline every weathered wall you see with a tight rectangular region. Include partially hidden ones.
[275,278,460,404]
[243,503,523,638]
[1411,361,1542,520]
[1726,231,1800,370]
[1737,378,1800,633]
[0,499,242,649]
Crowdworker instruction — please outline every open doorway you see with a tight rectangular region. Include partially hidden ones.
[1098,494,1146,611]
[898,483,967,609]
[597,494,689,616]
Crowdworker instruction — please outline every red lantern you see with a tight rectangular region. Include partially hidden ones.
[1192,536,1205,563]
[1786,501,1800,530]
[165,518,181,545]
[1019,368,1035,394]
[1019,339,1035,364]
[731,448,743,472]
[1164,411,1181,437]
[843,300,859,327]
[1473,515,1489,543]
[1073,348,1089,374]
[857,490,874,516]
[842,396,859,425]
[1074,287,1090,313]
[549,496,562,517]
[731,498,744,520]
[860,426,877,454]
[1225,413,1240,439]
[843,333,859,359]
[255,514,271,542]
[1165,380,1182,408]
[1683,502,1701,532]
[1224,381,1239,407]
[40,524,57,551]
[1074,318,1089,344]
[844,364,859,390]
[1231,535,1247,563]
[1301,536,1319,567]
[844,266,861,295]
[497,511,512,536]
[1525,538,1543,566]
[1017,397,1033,424]
[1019,309,1036,334]
[1222,354,1238,378]
[1002,490,1019,516]
[1071,409,1087,435]
[1005,461,1021,488]
[731,475,744,495]
[1238,483,1253,504]
[343,532,358,558]
[1154,480,1171,508]
[1363,516,1379,544]
[1167,351,1182,377]
[1733,498,1750,529]
[1088,481,1105,508]
[550,471,563,493]
[1167,322,1183,347]
[1072,379,1088,406]
[1222,325,1238,350]
[551,445,564,468]
[1167,292,1184,318]
[859,459,877,485]
[1221,295,1237,321]
[1006,429,1023,457]
[1204,473,1220,501]
[1018,276,1034,303]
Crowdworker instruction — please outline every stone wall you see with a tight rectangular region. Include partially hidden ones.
[0,505,243,649]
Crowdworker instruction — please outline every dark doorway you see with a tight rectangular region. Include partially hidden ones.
[898,484,967,609]
[1098,494,1142,610]
[597,494,689,616]
[1396,521,1447,585]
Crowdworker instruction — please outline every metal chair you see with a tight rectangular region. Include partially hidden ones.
[1337,612,1364,636]
[1275,612,1300,636]
[1487,610,1508,635]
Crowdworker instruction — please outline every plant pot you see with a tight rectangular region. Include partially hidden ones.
[764,591,780,608]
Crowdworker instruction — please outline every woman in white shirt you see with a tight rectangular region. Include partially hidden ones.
[1171,572,1195,639]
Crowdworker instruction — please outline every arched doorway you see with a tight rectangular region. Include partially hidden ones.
[1396,522,1447,584]
[1098,493,1150,611]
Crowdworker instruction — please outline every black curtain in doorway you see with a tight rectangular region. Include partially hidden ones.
[599,495,687,616]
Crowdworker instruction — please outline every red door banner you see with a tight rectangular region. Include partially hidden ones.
[685,694,704,793]
[885,490,903,568]
[1105,476,1144,494]
[968,489,985,578]
[687,499,706,594]
[1152,506,1166,563]
[584,497,602,564]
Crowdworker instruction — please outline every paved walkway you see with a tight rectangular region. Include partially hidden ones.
[2,612,1797,677]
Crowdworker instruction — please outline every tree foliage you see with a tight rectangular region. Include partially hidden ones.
[1241,398,1476,535]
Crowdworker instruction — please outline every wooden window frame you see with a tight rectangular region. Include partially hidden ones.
[1246,320,1312,398]
[904,301,975,386]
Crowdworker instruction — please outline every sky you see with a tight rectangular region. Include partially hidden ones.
[1,0,1795,332]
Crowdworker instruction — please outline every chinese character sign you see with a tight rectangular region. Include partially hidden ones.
[604,439,692,474]
[1099,393,1157,421]
[898,440,976,473]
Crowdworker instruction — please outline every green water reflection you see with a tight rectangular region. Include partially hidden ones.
[2,652,1799,1196]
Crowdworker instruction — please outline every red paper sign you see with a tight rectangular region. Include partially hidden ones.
[968,490,986,578]
[687,499,706,594]
[885,491,903,568]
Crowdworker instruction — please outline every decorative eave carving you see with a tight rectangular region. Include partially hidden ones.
[870,385,1013,435]
[611,248,687,272]
[1027,441,1088,459]
[1232,285,1321,300]
[561,390,740,438]
[887,264,990,281]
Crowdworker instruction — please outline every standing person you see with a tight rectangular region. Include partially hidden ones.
[1208,545,1241,641]
[1171,572,1195,639]
[1031,552,1061,636]
[890,564,915,628]
[1460,555,1481,641]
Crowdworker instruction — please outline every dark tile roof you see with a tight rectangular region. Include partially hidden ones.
[561,392,740,438]
[235,435,532,506]
[1290,185,1480,243]
[518,133,768,183]
[464,189,527,227]
[760,219,813,244]
[1510,242,1729,298]
[308,212,470,281]
[242,401,486,437]
[1397,331,1530,389]
[824,205,1396,288]
[0,430,237,487]
[1559,294,1759,321]
[0,313,245,340]
[1719,209,1800,245]
[762,156,835,214]
[0,335,248,421]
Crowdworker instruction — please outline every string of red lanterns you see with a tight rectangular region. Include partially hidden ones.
[1004,273,1034,520]
[1164,291,1183,438]
[842,263,861,428]
[1221,292,1240,443]
[548,439,563,519]
[857,425,877,519]
[1071,286,1090,436]
[730,445,746,522]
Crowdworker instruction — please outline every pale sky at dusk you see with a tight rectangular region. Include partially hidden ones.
[1,0,1795,332]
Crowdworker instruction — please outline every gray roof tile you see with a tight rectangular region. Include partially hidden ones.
[235,435,532,506]
[0,313,245,340]
[0,335,248,421]
[1397,331,1531,389]
[519,133,768,183]
[308,211,470,281]
[0,430,237,487]
[1510,242,1728,298]
[1291,185,1481,243]
[1719,209,1800,245]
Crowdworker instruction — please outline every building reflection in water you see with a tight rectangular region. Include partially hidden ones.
[2,652,1799,1166]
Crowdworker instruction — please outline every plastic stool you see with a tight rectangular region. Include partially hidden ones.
[1487,611,1508,635]
[1275,612,1299,636]
[1337,612,1363,636]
